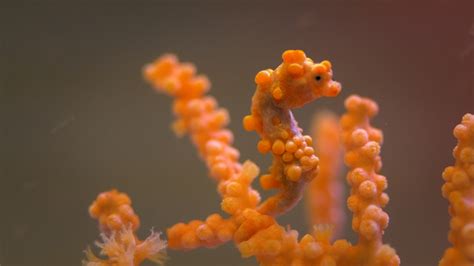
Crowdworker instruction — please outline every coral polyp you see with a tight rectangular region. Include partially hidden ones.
[85,190,167,265]
[84,50,472,266]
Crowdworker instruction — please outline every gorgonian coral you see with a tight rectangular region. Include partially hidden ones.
[307,112,344,239]
[440,114,474,266]
[85,50,471,266]
[84,190,167,265]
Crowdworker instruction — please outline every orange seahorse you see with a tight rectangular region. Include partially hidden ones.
[243,49,341,216]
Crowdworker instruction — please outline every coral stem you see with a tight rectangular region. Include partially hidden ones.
[307,111,345,239]
[340,95,399,266]
[144,54,261,250]
[440,113,474,266]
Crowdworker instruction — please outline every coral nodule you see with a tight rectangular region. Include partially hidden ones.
[84,49,470,266]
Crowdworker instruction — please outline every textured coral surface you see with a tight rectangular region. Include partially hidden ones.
[339,95,399,266]
[440,114,474,266]
[84,50,426,266]
[85,190,167,265]
[307,112,344,239]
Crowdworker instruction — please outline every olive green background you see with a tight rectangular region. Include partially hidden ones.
[1,1,472,265]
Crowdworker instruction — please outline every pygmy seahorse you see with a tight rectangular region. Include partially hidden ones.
[243,50,341,216]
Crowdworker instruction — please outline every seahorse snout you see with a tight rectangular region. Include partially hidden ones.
[321,81,341,97]
[313,80,341,98]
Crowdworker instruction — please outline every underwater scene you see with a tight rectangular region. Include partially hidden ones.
[1,1,473,266]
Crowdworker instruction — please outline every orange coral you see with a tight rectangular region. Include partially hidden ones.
[86,50,406,266]
[142,50,343,255]
[440,113,474,266]
[143,54,260,250]
[340,95,399,266]
[307,112,344,239]
[85,190,167,265]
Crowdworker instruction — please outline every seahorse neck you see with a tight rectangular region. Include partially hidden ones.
[257,92,300,140]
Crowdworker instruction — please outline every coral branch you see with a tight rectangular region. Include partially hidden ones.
[340,95,399,266]
[85,190,167,266]
[236,215,355,266]
[307,112,344,239]
[144,55,263,250]
[165,160,261,250]
[244,50,341,216]
[86,52,406,266]
[144,54,240,181]
[440,113,474,266]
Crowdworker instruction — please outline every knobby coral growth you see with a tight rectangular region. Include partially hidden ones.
[307,112,344,239]
[340,95,399,266]
[143,53,257,250]
[84,190,167,265]
[440,113,474,266]
[85,50,405,266]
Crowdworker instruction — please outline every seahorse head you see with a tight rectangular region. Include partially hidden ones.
[255,50,341,109]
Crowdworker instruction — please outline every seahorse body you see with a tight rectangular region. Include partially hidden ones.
[243,50,341,216]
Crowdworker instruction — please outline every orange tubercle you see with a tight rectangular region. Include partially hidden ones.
[257,139,271,154]
[243,115,257,131]
[272,87,283,100]
[255,70,272,86]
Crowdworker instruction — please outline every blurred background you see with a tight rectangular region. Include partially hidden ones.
[1,1,472,265]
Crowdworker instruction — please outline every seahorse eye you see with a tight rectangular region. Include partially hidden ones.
[315,75,322,81]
